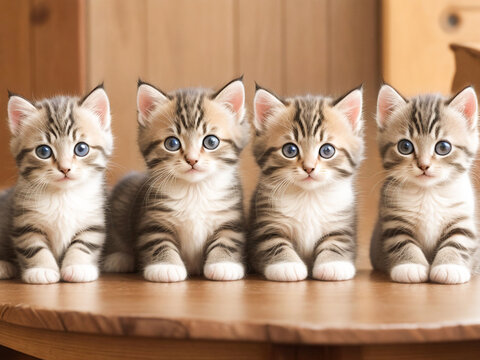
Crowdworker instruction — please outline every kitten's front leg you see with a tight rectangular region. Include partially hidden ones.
[430,221,477,284]
[12,226,59,284]
[61,226,105,282]
[382,229,429,283]
[204,222,245,281]
[312,230,356,281]
[138,225,186,282]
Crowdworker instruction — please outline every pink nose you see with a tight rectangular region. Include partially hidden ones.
[304,167,315,174]
[418,163,430,171]
[186,158,198,166]
[59,167,70,175]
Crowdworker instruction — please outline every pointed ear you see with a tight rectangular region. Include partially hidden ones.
[212,77,245,120]
[447,86,478,129]
[137,80,169,126]
[376,84,407,129]
[253,86,286,132]
[333,86,363,133]
[79,84,111,129]
[7,94,38,134]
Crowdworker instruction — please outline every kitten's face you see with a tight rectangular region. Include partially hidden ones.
[252,88,364,191]
[136,79,248,183]
[7,87,113,189]
[376,85,479,187]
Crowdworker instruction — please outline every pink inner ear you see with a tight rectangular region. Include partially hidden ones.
[214,81,245,116]
[8,96,37,133]
[138,92,156,117]
[255,97,271,125]
[463,91,477,120]
[344,96,362,127]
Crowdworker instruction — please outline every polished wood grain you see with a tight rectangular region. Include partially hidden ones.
[0,271,479,345]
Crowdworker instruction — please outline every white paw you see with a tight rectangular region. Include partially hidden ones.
[430,264,471,284]
[264,262,308,282]
[22,268,60,284]
[390,263,428,283]
[61,264,99,283]
[143,264,187,283]
[103,252,135,273]
[312,261,355,281]
[0,261,16,279]
[204,262,245,281]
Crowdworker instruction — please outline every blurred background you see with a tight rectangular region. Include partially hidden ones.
[0,0,478,269]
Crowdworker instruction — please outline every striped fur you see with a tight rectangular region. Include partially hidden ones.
[0,86,113,284]
[104,78,249,282]
[248,86,364,281]
[370,85,479,284]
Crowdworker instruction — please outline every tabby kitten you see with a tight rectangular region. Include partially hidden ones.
[370,85,479,284]
[103,77,249,282]
[248,85,364,281]
[0,85,113,284]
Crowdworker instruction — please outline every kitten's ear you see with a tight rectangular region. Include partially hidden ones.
[447,86,478,129]
[79,84,111,129]
[212,77,245,120]
[7,93,38,134]
[253,86,286,132]
[376,84,407,129]
[333,86,363,133]
[137,80,169,126]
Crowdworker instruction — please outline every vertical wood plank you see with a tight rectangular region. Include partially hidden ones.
[31,0,86,97]
[86,0,148,183]
[146,0,236,90]
[330,0,381,270]
[0,0,32,188]
[236,0,283,210]
[283,0,329,96]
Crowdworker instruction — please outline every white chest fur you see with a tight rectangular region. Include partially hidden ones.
[276,179,354,262]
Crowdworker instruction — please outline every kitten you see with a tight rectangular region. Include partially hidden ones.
[248,85,364,281]
[103,77,249,282]
[0,85,113,284]
[370,85,479,284]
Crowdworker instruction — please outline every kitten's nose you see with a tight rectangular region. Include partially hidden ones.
[185,157,198,167]
[418,163,430,171]
[59,167,71,175]
[303,167,315,174]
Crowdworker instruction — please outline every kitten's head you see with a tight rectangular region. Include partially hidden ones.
[376,84,479,187]
[7,85,113,189]
[252,85,364,190]
[136,77,248,183]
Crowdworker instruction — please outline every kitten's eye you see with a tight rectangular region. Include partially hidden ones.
[435,141,452,156]
[319,143,335,159]
[397,139,414,155]
[164,136,181,151]
[282,143,299,158]
[74,142,89,157]
[35,145,52,159]
[203,135,220,150]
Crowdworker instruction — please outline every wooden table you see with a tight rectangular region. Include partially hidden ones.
[0,270,479,359]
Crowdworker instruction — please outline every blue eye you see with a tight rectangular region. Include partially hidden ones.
[203,135,220,150]
[435,141,452,156]
[282,143,299,158]
[164,136,181,151]
[397,139,414,155]
[74,142,89,157]
[35,145,52,159]
[319,143,335,159]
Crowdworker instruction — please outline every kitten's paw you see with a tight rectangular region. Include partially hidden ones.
[390,263,428,283]
[0,261,16,279]
[430,264,471,284]
[22,268,60,284]
[143,264,187,282]
[61,264,99,283]
[264,262,308,282]
[204,262,245,281]
[312,261,355,281]
[103,252,135,273]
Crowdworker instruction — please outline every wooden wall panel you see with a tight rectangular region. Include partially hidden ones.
[86,0,148,182]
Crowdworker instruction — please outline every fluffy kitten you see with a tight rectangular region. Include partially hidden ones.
[248,85,364,281]
[0,85,113,284]
[103,77,249,282]
[370,85,479,284]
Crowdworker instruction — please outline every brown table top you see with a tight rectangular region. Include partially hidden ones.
[0,270,478,345]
